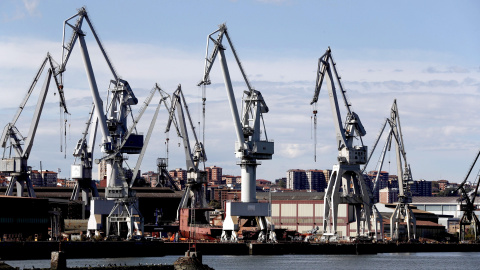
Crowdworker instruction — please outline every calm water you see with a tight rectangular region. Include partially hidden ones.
[6,252,480,270]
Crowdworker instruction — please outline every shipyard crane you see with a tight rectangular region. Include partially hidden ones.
[61,7,144,238]
[311,47,372,241]
[1,53,68,197]
[363,100,416,241]
[198,24,275,242]
[165,85,209,226]
[454,149,480,241]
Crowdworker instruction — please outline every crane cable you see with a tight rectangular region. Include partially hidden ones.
[202,84,207,170]
[312,104,318,162]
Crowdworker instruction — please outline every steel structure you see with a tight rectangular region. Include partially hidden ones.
[130,84,172,190]
[70,104,99,208]
[165,85,208,217]
[1,53,68,197]
[454,149,480,242]
[198,24,275,242]
[312,47,372,241]
[364,99,415,241]
[61,7,143,238]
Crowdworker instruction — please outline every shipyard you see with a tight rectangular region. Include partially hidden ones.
[0,1,479,269]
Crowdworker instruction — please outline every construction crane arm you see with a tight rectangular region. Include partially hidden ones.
[311,47,363,151]
[130,84,171,188]
[198,25,227,87]
[166,85,206,173]
[198,24,271,158]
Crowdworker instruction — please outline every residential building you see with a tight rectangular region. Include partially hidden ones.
[411,179,432,197]
[169,168,187,183]
[223,175,241,187]
[206,166,222,185]
[436,180,449,191]
[305,170,326,192]
[286,169,306,190]
[31,170,58,187]
[379,187,398,204]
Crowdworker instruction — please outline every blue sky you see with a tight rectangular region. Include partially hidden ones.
[0,0,479,183]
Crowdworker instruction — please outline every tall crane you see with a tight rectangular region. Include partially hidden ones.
[311,47,372,241]
[1,53,68,197]
[165,85,208,214]
[364,99,416,241]
[198,24,275,242]
[454,149,480,242]
[61,7,143,238]
[165,85,220,240]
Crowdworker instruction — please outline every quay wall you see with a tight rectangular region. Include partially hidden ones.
[0,241,479,260]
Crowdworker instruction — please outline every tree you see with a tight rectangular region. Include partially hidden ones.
[208,200,221,209]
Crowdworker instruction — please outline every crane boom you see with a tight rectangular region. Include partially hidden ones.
[130,84,171,188]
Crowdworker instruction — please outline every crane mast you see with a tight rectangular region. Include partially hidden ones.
[198,24,275,242]
[363,100,416,241]
[389,100,416,241]
[312,47,372,241]
[1,53,68,197]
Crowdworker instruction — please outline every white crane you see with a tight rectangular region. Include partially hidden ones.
[61,7,143,238]
[198,24,275,242]
[1,52,68,197]
[363,99,415,241]
[312,47,372,241]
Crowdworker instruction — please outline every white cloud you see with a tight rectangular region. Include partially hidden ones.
[1,34,480,182]
[23,0,40,17]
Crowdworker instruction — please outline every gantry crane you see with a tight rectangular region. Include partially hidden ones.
[311,47,372,241]
[454,149,480,242]
[364,99,415,241]
[61,7,144,238]
[198,24,275,242]
[1,53,68,197]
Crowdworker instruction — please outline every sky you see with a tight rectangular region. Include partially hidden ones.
[0,0,479,184]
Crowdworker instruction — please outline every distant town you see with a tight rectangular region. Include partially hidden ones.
[0,164,468,198]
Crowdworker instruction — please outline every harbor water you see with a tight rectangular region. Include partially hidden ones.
[5,252,480,270]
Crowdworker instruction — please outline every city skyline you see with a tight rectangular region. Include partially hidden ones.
[0,1,479,184]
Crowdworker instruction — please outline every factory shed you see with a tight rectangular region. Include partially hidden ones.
[0,195,50,241]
